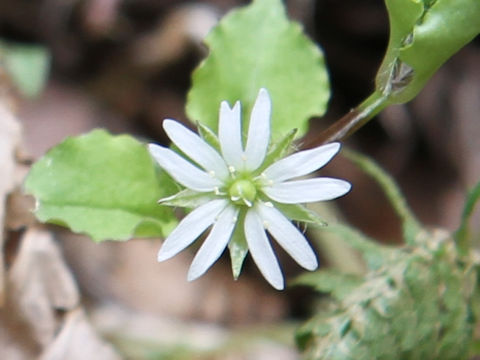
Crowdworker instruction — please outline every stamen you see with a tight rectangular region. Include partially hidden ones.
[264,201,274,208]
[157,194,174,204]
[208,170,216,177]
[243,198,253,207]
[214,187,221,195]
[228,165,236,173]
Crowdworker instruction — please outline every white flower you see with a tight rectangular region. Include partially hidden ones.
[148,88,351,290]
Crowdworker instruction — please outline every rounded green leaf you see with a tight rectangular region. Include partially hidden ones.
[186,0,330,138]
[377,0,480,104]
[25,130,177,242]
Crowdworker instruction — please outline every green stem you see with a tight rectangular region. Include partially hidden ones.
[304,91,389,148]
[454,181,480,257]
[342,148,422,245]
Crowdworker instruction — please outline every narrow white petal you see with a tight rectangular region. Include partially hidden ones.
[263,142,341,182]
[219,101,244,169]
[257,202,317,270]
[163,120,229,180]
[187,205,239,281]
[157,199,227,261]
[149,144,222,192]
[244,88,271,171]
[263,178,351,204]
[244,209,284,290]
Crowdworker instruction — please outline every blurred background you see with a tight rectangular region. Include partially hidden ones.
[0,0,479,359]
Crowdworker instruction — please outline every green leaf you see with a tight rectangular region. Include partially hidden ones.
[377,0,480,104]
[273,202,327,227]
[0,40,50,97]
[258,128,297,172]
[455,181,480,255]
[228,211,248,279]
[25,130,178,241]
[187,0,330,139]
[158,189,212,208]
[197,122,221,152]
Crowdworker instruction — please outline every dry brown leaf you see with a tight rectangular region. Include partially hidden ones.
[8,227,79,346]
[0,304,38,360]
[0,226,122,359]
[5,188,36,230]
[0,101,22,305]
[39,308,121,360]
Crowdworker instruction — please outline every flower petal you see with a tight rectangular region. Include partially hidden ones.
[148,143,222,192]
[244,88,271,171]
[157,199,228,262]
[187,205,239,281]
[163,119,229,180]
[263,178,351,204]
[219,101,244,169]
[244,208,284,290]
[262,142,341,182]
[257,202,317,270]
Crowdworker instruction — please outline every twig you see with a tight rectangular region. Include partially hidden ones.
[303,91,389,148]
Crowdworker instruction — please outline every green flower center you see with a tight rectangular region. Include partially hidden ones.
[228,179,257,207]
